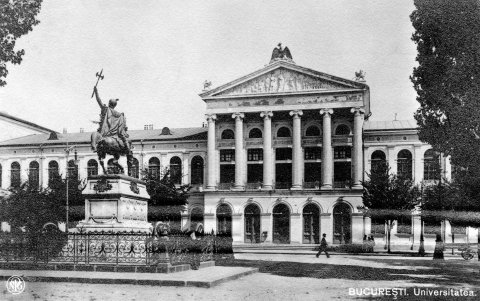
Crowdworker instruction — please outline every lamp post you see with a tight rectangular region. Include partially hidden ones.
[64,144,78,232]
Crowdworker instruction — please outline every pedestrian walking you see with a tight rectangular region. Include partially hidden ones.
[433,233,444,260]
[316,233,330,258]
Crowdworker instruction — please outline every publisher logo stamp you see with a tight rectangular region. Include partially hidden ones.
[6,275,25,295]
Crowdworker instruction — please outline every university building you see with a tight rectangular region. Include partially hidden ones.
[1,47,468,247]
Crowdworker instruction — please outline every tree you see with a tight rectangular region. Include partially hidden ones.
[411,0,480,177]
[362,163,420,253]
[1,0,43,87]
[421,173,480,260]
[143,168,192,226]
[0,174,85,231]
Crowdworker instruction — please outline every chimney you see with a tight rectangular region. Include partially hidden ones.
[80,128,84,133]
[63,128,67,134]
[144,124,154,130]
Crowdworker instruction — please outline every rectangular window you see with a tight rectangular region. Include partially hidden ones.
[248,149,263,161]
[275,148,292,160]
[334,146,351,159]
[304,147,322,160]
[220,149,235,162]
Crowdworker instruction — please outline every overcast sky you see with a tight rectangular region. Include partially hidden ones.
[0,0,417,133]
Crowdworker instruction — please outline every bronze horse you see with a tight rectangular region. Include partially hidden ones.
[91,132,133,176]
[91,86,134,176]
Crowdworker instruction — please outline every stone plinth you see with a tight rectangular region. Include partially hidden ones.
[77,175,152,233]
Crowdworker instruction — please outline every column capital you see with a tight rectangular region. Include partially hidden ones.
[205,114,217,122]
[350,107,365,115]
[260,111,273,119]
[319,108,334,116]
[289,110,303,118]
[232,112,245,120]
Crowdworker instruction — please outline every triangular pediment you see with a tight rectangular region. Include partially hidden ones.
[201,61,366,99]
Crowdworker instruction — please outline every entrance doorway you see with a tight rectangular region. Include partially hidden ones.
[303,204,320,244]
[333,203,351,244]
[216,204,232,236]
[273,203,290,244]
[244,204,261,243]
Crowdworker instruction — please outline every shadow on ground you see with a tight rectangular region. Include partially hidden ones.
[217,257,480,288]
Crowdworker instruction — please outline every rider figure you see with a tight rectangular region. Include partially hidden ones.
[92,86,131,153]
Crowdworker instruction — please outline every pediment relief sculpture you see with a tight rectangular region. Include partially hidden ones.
[216,68,352,96]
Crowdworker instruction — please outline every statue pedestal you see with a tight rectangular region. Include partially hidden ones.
[77,175,152,233]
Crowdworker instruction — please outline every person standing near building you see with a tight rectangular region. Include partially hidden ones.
[316,233,330,258]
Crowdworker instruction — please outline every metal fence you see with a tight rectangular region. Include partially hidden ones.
[0,231,216,267]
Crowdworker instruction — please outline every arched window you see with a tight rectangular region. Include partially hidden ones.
[68,160,78,180]
[305,125,320,137]
[371,150,387,172]
[217,204,232,236]
[273,203,290,243]
[424,149,440,180]
[221,129,235,140]
[28,161,39,189]
[333,203,352,244]
[107,158,115,175]
[397,149,412,179]
[277,127,291,138]
[249,128,262,138]
[245,204,261,243]
[131,158,140,179]
[335,124,350,135]
[11,161,21,188]
[191,156,204,185]
[190,207,204,231]
[303,203,320,244]
[87,159,98,177]
[148,157,160,180]
[170,156,182,184]
[48,161,59,185]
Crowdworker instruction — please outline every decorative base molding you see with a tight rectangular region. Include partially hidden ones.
[79,175,152,233]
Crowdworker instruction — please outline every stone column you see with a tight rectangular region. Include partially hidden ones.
[387,146,397,175]
[206,114,217,190]
[232,112,245,190]
[78,157,88,182]
[444,155,452,181]
[413,146,424,184]
[290,110,303,190]
[320,213,333,244]
[260,111,273,190]
[364,216,371,236]
[351,108,365,189]
[320,109,333,189]
[2,159,11,189]
[412,213,421,249]
[231,213,244,243]
[351,213,364,244]
[181,212,189,231]
[20,159,28,184]
[290,213,302,243]
[182,154,189,185]
[261,213,272,243]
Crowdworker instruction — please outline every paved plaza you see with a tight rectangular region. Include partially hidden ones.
[2,253,479,301]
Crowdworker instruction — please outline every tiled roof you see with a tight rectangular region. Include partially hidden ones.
[0,127,208,146]
[0,111,56,133]
[364,120,417,131]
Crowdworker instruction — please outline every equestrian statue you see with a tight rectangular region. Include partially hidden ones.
[90,72,133,176]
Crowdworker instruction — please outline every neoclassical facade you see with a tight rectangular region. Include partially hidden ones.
[0,49,459,246]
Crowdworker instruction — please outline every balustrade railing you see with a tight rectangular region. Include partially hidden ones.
[274,182,291,189]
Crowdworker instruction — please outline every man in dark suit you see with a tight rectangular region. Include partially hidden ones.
[316,233,330,258]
